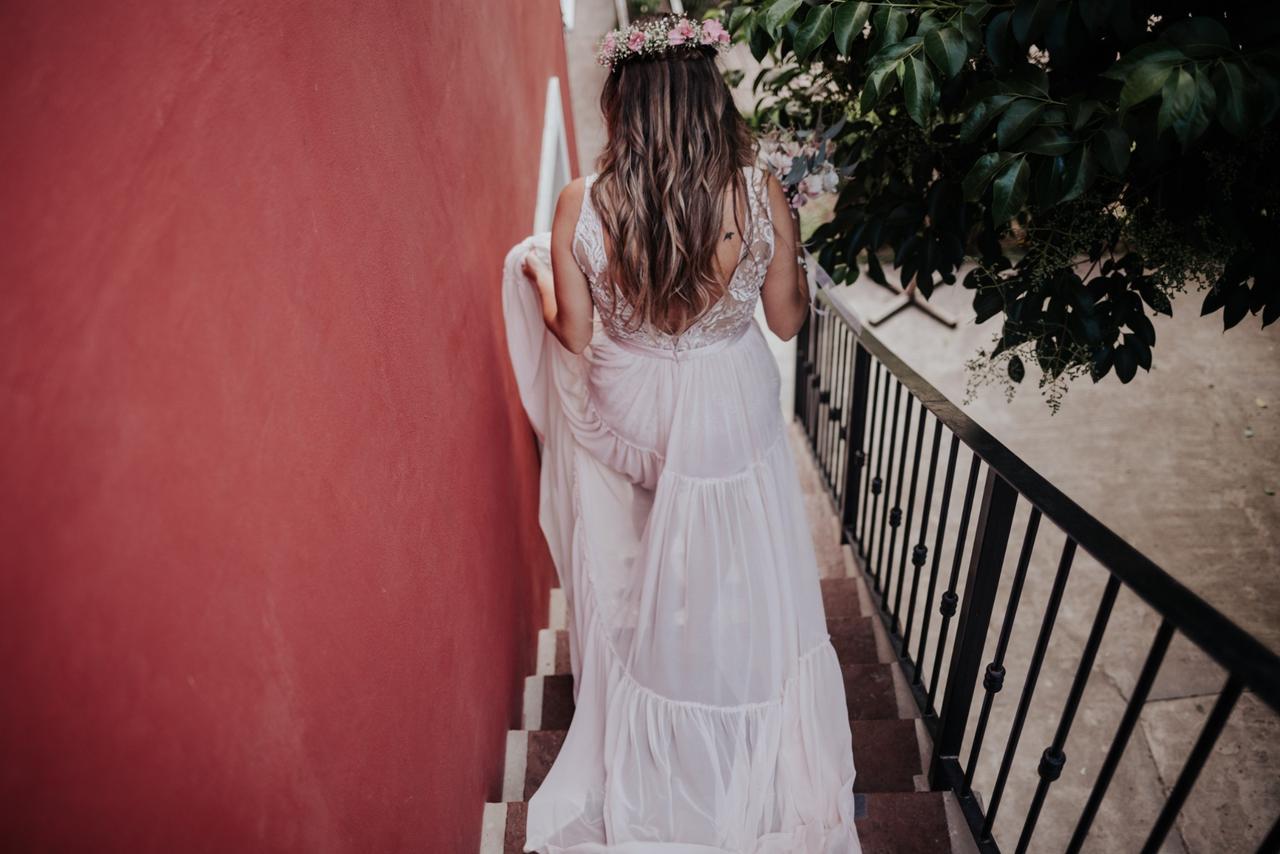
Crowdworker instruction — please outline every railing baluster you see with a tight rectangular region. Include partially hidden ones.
[806,310,822,448]
[930,468,1018,790]
[814,310,831,471]
[857,361,884,552]
[1066,620,1175,853]
[915,434,961,691]
[963,507,1041,793]
[1016,574,1122,852]
[829,323,849,491]
[903,418,943,660]
[826,322,849,488]
[865,367,892,570]
[981,538,1079,841]
[1139,675,1245,854]
[793,313,809,428]
[928,452,983,708]
[891,406,928,631]
[840,344,872,543]
[872,382,903,592]
[881,392,913,605]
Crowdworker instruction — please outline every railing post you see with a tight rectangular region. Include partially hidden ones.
[793,313,810,425]
[930,468,1018,788]
[840,343,871,541]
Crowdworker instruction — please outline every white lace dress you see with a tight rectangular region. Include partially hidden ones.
[501,165,861,853]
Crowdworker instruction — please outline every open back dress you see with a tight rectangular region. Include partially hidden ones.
[501,164,861,853]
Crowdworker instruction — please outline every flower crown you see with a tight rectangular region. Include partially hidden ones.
[596,15,732,71]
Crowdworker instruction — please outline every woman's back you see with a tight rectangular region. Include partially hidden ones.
[572,165,775,355]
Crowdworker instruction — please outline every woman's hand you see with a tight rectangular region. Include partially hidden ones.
[522,250,558,324]
[522,250,550,287]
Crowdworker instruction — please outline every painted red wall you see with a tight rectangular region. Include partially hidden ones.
[0,2,574,850]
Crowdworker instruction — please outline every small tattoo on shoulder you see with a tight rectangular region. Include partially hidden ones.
[724,231,735,241]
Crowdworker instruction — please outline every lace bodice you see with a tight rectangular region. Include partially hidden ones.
[572,165,775,354]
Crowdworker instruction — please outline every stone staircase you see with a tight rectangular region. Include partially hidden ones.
[480,431,976,853]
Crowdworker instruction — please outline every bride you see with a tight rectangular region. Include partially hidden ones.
[503,13,861,853]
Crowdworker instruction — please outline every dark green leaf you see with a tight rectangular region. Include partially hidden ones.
[1018,127,1076,155]
[1163,16,1232,58]
[1159,67,1215,146]
[1079,0,1109,30]
[1008,354,1026,382]
[1130,311,1156,346]
[834,1,871,55]
[1118,61,1176,111]
[860,61,899,113]
[974,288,1004,322]
[903,56,936,126]
[1011,0,1055,47]
[985,10,1018,68]
[1091,346,1114,381]
[749,22,771,61]
[794,5,834,61]
[1224,283,1251,329]
[1104,43,1184,79]
[1218,62,1251,137]
[1113,344,1137,382]
[924,27,968,78]
[1059,146,1096,202]
[764,0,806,36]
[962,151,1013,200]
[1067,98,1100,131]
[992,155,1030,223]
[1094,126,1131,174]
[728,7,754,36]
[997,99,1044,148]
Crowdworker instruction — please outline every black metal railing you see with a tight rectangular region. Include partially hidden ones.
[795,288,1280,853]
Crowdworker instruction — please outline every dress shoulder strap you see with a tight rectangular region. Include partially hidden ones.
[572,174,607,283]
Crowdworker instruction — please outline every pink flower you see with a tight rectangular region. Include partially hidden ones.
[602,33,616,54]
[627,29,647,51]
[701,19,730,45]
[668,19,696,46]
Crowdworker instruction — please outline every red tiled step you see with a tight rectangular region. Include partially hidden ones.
[857,791,952,853]
[851,719,924,793]
[827,615,882,666]
[820,577,864,618]
[487,792,952,854]
[526,674,575,730]
[843,662,901,720]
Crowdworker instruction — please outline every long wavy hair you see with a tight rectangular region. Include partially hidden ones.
[591,23,757,335]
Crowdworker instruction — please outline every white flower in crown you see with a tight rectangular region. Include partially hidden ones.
[596,15,732,70]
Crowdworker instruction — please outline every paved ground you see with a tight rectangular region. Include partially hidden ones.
[559,3,1279,848]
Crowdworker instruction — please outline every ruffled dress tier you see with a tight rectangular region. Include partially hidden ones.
[501,166,861,854]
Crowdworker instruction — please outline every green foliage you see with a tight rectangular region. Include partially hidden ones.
[727,0,1280,399]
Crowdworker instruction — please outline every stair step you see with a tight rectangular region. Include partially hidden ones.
[537,629,572,675]
[857,791,953,853]
[524,674,575,730]
[851,719,925,793]
[522,729,566,801]
[484,792,953,854]
[820,577,863,618]
[842,662,902,720]
[507,716,923,806]
[827,616,883,665]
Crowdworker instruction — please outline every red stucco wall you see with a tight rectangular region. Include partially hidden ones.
[0,2,574,850]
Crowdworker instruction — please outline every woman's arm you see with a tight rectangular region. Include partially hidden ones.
[758,172,809,341]
[523,178,594,354]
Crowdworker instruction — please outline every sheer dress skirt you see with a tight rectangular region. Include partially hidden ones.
[501,170,861,854]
